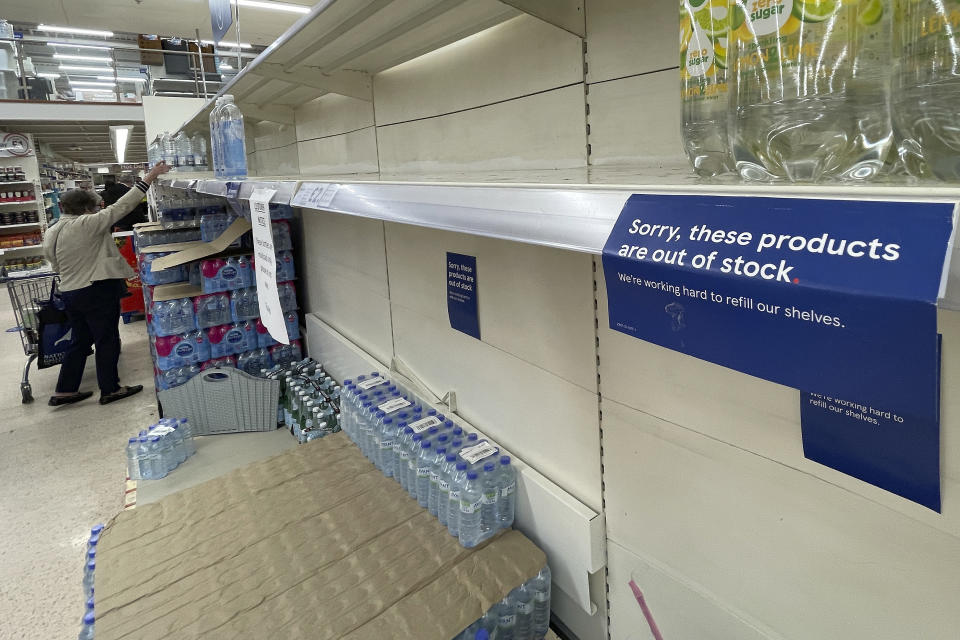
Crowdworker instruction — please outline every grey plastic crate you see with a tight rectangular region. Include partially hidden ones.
[158,367,280,435]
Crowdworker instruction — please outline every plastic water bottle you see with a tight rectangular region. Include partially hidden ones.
[82,560,96,598]
[209,97,224,177]
[893,0,960,179]
[406,434,424,498]
[178,418,197,456]
[148,436,164,478]
[512,582,534,640]
[496,593,517,640]
[126,437,141,480]
[437,453,457,526]
[191,133,208,170]
[728,0,891,182]
[415,441,435,508]
[448,461,468,537]
[531,565,552,638]
[680,0,733,176]
[480,461,499,538]
[219,95,248,179]
[160,131,176,166]
[174,131,194,170]
[497,456,516,529]
[427,446,448,516]
[78,611,95,640]
[458,471,484,547]
[137,437,152,479]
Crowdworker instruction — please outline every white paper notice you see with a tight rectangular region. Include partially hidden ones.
[249,187,288,344]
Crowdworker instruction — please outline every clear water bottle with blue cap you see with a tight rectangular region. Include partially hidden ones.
[148,436,164,478]
[406,434,424,498]
[415,441,433,507]
[496,592,517,640]
[458,471,484,547]
[497,456,516,529]
[78,611,95,640]
[437,453,458,526]
[126,438,140,480]
[395,426,414,489]
[447,461,468,537]
[512,581,534,640]
[82,560,96,598]
[428,446,448,516]
[137,437,152,479]
[480,461,499,539]
[531,565,552,638]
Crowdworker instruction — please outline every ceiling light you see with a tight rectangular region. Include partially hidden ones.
[200,39,253,49]
[220,63,233,70]
[155,78,221,84]
[110,125,133,165]
[47,42,111,51]
[38,25,114,38]
[54,54,112,62]
[154,91,196,96]
[37,73,61,79]
[70,80,116,87]
[232,0,310,14]
[98,76,146,83]
[59,65,114,72]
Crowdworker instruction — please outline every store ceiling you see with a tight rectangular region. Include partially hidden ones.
[7,120,148,164]
[1,0,314,47]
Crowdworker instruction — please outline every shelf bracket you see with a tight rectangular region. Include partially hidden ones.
[500,0,585,37]
[249,64,373,102]
[239,104,296,126]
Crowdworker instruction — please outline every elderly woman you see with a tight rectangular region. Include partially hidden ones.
[43,162,170,406]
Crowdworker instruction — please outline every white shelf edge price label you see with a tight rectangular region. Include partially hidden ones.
[291,183,340,210]
[249,187,288,345]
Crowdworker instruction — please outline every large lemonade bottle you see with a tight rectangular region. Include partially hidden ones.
[680,0,734,177]
[728,0,892,182]
[892,0,960,180]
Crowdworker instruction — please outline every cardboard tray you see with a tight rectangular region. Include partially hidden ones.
[94,433,546,640]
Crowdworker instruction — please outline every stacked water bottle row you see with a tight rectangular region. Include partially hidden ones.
[78,524,103,640]
[125,418,197,480]
[454,565,552,640]
[339,373,516,549]
[264,357,342,442]
[154,187,224,229]
[148,130,209,172]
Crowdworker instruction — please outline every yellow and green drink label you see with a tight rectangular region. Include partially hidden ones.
[681,0,730,100]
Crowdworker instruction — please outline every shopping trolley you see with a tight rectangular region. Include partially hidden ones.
[3,271,58,403]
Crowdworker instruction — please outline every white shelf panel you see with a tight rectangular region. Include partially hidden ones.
[170,0,528,133]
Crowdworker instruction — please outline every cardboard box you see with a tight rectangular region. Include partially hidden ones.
[95,433,546,640]
[149,218,252,270]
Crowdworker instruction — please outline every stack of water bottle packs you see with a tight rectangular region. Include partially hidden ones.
[78,524,102,640]
[453,566,552,640]
[266,357,342,443]
[339,373,518,550]
[124,417,198,481]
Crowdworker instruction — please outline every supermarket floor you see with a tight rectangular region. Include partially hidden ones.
[0,291,158,639]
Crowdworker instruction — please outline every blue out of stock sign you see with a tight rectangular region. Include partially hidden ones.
[447,252,480,340]
[602,194,955,511]
[209,0,233,44]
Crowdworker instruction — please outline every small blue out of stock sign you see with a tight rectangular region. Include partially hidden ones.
[447,252,480,340]
[209,0,233,44]
[602,194,956,511]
